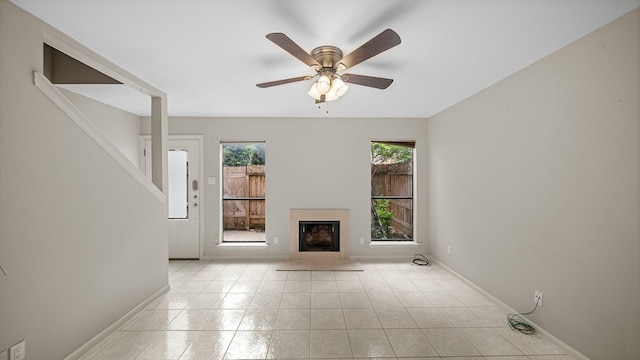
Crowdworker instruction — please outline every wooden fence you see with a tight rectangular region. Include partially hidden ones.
[222,163,412,237]
[371,162,413,238]
[223,165,265,230]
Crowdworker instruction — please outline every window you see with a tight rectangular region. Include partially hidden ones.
[221,142,266,242]
[167,149,188,219]
[371,141,414,241]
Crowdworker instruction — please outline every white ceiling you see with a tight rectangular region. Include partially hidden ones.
[10,0,640,118]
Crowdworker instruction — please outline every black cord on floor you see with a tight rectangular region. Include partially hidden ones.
[507,298,540,334]
[412,254,431,266]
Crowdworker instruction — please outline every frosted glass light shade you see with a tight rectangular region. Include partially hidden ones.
[316,75,331,94]
[307,83,321,100]
[325,87,339,102]
[331,78,349,97]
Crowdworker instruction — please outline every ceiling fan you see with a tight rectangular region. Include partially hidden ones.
[256,29,401,103]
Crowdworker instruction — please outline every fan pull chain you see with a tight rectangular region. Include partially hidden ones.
[317,102,330,113]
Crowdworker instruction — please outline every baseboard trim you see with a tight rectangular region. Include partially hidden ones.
[64,285,170,360]
[429,257,589,360]
[349,255,415,261]
[199,255,289,261]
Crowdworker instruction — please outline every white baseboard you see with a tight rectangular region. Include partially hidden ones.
[199,255,288,261]
[429,257,589,360]
[349,255,416,261]
[64,285,170,360]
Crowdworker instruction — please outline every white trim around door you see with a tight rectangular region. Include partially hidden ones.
[140,135,204,259]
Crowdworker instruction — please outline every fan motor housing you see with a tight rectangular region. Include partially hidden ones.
[311,46,343,69]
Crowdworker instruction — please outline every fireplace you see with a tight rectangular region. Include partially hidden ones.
[290,209,349,260]
[299,221,340,252]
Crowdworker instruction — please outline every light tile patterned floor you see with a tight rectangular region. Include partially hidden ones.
[80,260,575,360]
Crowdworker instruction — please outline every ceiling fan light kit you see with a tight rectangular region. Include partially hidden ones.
[257,29,401,105]
[307,72,350,102]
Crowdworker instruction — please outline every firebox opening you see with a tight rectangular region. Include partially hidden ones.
[299,221,340,252]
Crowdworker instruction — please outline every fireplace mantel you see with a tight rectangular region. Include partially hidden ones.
[289,209,349,260]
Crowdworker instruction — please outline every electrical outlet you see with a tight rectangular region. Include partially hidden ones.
[447,245,452,255]
[359,237,365,244]
[9,340,25,360]
[535,290,543,307]
[273,237,279,244]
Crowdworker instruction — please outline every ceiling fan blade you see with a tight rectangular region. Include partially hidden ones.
[266,33,321,69]
[339,29,401,69]
[256,75,310,88]
[342,73,394,89]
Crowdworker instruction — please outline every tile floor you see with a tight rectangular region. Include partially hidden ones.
[80,260,575,360]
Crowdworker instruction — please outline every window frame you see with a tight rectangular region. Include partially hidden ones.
[220,141,266,243]
[370,140,415,242]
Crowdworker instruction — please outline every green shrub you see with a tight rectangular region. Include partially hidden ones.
[371,198,394,239]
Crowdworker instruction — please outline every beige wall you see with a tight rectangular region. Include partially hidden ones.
[0,1,168,358]
[142,116,429,259]
[60,88,142,167]
[427,8,639,360]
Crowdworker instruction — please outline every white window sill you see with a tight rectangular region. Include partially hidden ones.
[369,241,420,246]
[217,242,268,247]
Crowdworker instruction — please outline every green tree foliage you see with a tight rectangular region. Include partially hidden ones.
[223,144,265,166]
[371,142,412,165]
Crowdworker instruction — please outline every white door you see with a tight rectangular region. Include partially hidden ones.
[143,138,201,259]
